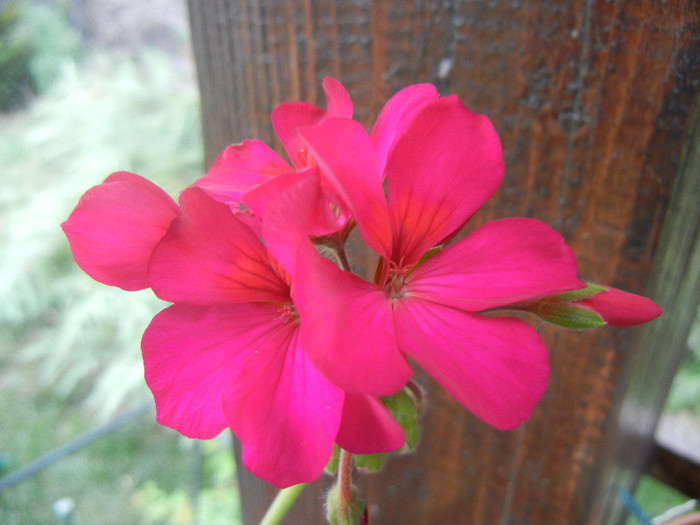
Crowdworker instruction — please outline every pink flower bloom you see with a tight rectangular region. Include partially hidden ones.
[63,178,404,488]
[266,94,586,430]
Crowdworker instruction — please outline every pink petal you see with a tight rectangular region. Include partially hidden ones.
[193,140,292,205]
[245,167,342,239]
[370,83,439,173]
[386,96,504,266]
[335,394,405,454]
[61,171,179,291]
[261,171,337,276]
[407,218,584,311]
[580,286,662,326]
[142,303,280,439]
[272,102,326,169]
[293,246,413,396]
[149,187,289,304]
[302,117,392,258]
[394,299,550,430]
[322,76,353,119]
[221,312,345,488]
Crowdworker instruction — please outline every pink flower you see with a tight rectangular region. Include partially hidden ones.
[266,94,586,430]
[63,176,404,488]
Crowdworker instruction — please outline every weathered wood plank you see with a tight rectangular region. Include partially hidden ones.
[186,1,700,522]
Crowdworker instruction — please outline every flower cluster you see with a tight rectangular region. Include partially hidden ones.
[62,78,661,489]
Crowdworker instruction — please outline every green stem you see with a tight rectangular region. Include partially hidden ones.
[259,483,306,525]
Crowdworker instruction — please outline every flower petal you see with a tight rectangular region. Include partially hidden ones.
[293,247,412,396]
[149,187,289,304]
[407,218,583,311]
[272,101,325,169]
[394,299,550,430]
[141,303,270,439]
[370,83,439,173]
[335,394,405,454]
[580,286,662,326]
[193,140,292,205]
[322,76,353,119]
[386,96,504,266]
[261,171,340,276]
[302,117,392,258]
[61,171,179,291]
[221,311,345,488]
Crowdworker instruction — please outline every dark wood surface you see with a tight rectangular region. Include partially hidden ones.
[186,1,700,523]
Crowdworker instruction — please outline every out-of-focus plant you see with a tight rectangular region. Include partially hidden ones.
[132,439,241,525]
[0,2,35,111]
[0,47,202,419]
[666,305,700,414]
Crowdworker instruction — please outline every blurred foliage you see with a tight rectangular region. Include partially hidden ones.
[0,45,201,419]
[666,305,700,413]
[0,2,35,110]
[18,0,83,93]
[132,440,240,525]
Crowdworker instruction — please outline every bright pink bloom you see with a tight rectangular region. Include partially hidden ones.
[64,178,404,487]
[266,94,585,430]
[579,286,662,326]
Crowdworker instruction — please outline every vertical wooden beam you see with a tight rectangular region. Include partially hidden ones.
[185,1,700,522]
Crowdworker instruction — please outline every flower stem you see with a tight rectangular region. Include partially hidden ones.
[338,448,353,504]
[260,483,306,525]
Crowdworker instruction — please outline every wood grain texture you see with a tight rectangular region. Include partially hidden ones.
[185,0,700,523]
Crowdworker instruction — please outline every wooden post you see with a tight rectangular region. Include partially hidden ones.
[185,1,700,523]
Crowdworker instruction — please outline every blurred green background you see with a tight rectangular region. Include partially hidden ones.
[0,0,239,523]
[0,1,697,524]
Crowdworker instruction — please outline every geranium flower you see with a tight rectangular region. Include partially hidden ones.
[266,95,587,430]
[63,176,404,488]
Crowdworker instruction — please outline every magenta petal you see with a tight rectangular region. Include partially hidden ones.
[386,96,504,266]
[580,286,662,326]
[272,101,326,169]
[370,83,439,173]
[262,171,340,276]
[322,76,353,119]
[149,187,289,304]
[407,218,583,311]
[62,171,179,291]
[394,299,549,430]
[302,117,392,258]
[141,303,277,439]
[293,247,412,396]
[193,140,292,205]
[221,314,344,488]
[335,394,405,454]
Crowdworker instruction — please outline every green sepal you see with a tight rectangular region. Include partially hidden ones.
[534,302,607,330]
[382,388,420,452]
[544,283,607,303]
[325,482,366,525]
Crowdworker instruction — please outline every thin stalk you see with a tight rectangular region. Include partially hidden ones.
[338,448,353,504]
[259,483,306,525]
